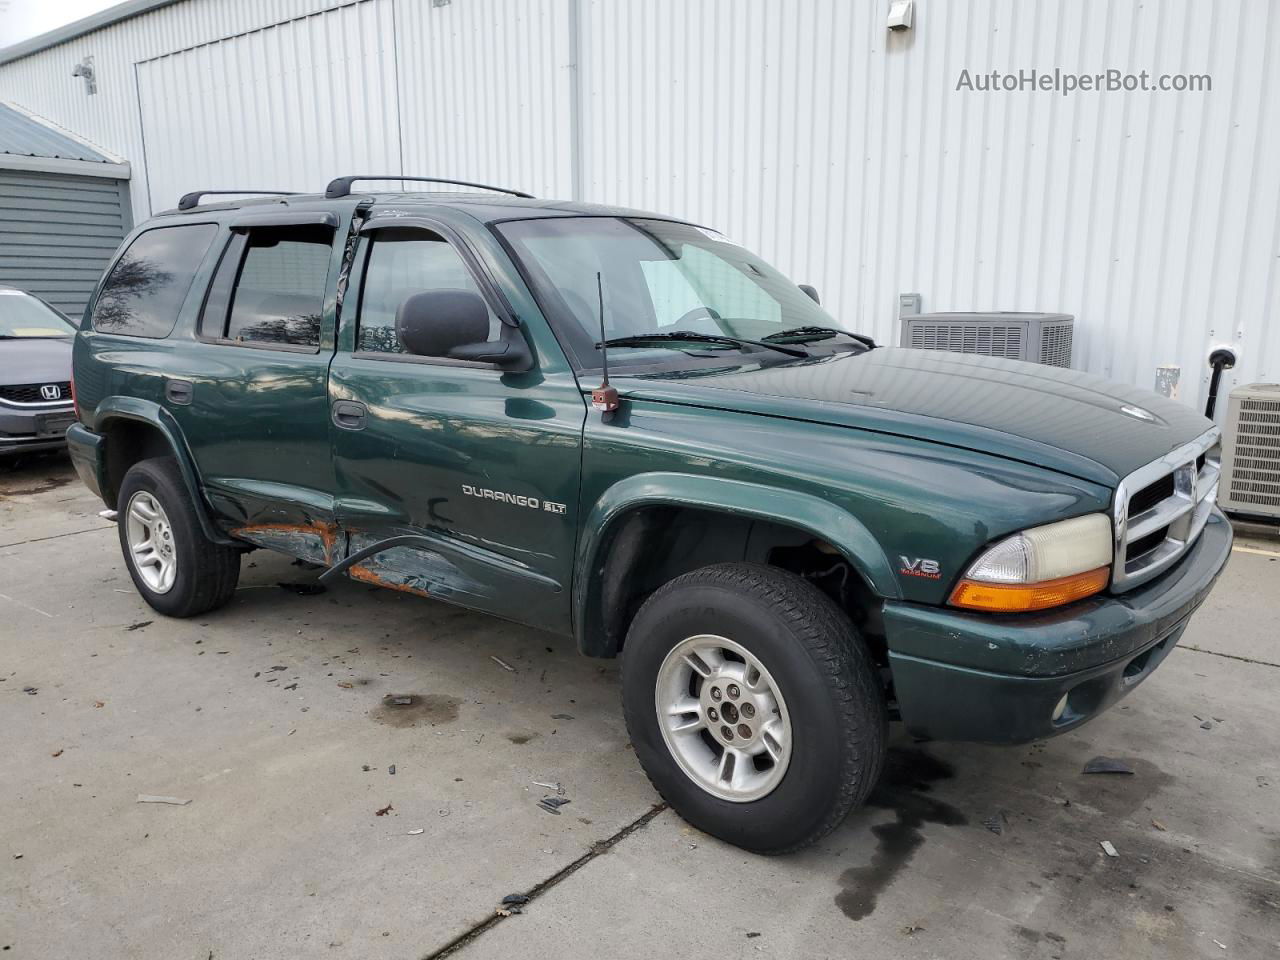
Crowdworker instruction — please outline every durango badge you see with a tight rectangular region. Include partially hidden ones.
[899,556,941,579]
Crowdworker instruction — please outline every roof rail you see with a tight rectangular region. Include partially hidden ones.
[324,175,535,200]
[177,190,299,211]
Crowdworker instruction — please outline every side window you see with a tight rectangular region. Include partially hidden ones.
[91,224,217,338]
[200,224,333,348]
[356,228,500,355]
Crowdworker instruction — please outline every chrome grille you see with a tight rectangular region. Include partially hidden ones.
[0,381,71,405]
[1111,428,1220,591]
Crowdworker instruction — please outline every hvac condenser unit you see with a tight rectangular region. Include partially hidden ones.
[900,312,1074,367]
[1220,383,1280,519]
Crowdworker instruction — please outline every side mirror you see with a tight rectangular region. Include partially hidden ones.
[799,284,821,304]
[395,289,533,371]
[396,289,489,358]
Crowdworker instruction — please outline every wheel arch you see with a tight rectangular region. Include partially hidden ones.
[91,398,233,546]
[573,472,901,658]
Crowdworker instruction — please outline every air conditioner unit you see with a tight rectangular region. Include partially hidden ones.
[900,312,1074,367]
[1220,383,1280,519]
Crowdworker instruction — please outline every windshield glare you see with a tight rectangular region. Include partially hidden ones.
[0,289,75,338]
[499,217,840,367]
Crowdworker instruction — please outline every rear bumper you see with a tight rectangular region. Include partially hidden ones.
[65,422,108,502]
[884,508,1233,743]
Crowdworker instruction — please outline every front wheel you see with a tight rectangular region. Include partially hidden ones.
[621,562,886,854]
[117,457,241,617]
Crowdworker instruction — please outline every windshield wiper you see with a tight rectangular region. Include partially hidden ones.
[763,325,876,349]
[597,330,808,358]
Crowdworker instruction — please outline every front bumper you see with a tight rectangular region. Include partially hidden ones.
[884,508,1233,743]
[0,402,76,456]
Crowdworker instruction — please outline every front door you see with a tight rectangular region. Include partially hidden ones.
[327,219,585,633]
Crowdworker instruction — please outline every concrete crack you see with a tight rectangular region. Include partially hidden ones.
[421,802,668,959]
[0,525,110,549]
[1182,644,1280,669]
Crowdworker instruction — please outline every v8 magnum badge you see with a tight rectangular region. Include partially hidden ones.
[899,556,941,579]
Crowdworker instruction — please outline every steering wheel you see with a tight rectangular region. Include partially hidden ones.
[671,306,723,333]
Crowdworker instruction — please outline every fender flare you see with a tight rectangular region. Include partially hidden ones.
[572,472,901,655]
[90,397,236,546]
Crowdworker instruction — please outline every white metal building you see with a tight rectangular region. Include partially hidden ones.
[0,0,1276,417]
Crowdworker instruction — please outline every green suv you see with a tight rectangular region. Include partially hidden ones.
[67,177,1231,853]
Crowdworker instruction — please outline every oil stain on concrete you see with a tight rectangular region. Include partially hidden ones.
[370,693,461,729]
[835,748,969,920]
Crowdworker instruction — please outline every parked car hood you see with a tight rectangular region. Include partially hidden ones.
[619,348,1213,486]
[1,337,73,386]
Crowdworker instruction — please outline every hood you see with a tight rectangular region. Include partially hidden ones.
[0,337,73,386]
[620,348,1213,485]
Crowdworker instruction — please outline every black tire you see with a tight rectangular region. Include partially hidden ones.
[116,457,240,617]
[621,562,886,854]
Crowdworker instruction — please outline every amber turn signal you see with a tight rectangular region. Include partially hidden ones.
[948,566,1110,613]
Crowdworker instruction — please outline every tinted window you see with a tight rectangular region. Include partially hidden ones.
[222,225,332,347]
[91,224,217,338]
[356,228,499,354]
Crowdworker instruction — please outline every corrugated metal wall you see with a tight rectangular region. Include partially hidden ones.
[0,169,128,317]
[0,0,1276,413]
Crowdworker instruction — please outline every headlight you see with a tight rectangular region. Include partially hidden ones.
[949,514,1112,613]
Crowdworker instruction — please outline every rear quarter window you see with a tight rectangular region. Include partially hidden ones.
[90,223,217,338]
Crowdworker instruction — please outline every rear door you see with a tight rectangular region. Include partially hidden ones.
[327,215,585,633]
[165,207,352,562]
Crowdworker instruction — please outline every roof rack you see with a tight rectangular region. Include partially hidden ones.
[177,190,299,211]
[324,175,535,200]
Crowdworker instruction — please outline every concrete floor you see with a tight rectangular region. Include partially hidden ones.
[2,452,1278,960]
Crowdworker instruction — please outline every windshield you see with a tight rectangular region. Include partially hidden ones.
[498,217,843,368]
[0,289,76,338]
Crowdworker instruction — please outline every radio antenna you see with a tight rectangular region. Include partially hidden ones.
[591,271,620,423]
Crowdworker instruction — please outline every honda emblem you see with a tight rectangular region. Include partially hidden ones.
[40,384,62,400]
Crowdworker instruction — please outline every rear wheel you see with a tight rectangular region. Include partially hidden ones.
[621,562,886,854]
[117,457,240,617]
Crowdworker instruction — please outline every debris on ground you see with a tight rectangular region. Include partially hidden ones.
[501,894,530,906]
[1213,940,1227,950]
[51,749,63,758]
[125,621,152,631]
[22,686,36,695]
[13,853,23,860]
[93,700,105,708]
[388,764,396,775]
[386,695,412,705]
[284,683,297,691]
[1152,819,1167,831]
[407,828,424,836]
[537,796,571,815]
[982,815,1003,835]
[496,907,518,917]
[337,682,353,689]
[277,582,326,596]
[1200,720,1214,730]
[551,713,574,720]
[362,764,373,772]
[269,666,287,672]
[137,795,192,805]
[1083,756,1134,775]
[531,779,565,795]
[900,924,924,936]
[746,931,763,938]
[490,655,516,672]
[374,803,393,816]
[1100,840,1119,857]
